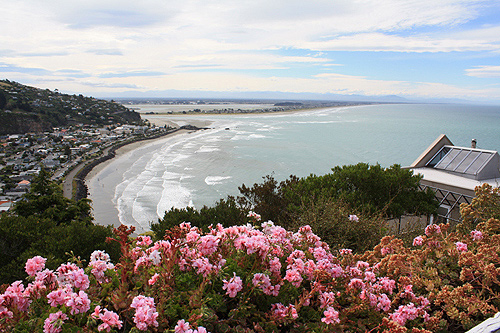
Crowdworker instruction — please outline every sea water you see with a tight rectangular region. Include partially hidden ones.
[87,103,500,232]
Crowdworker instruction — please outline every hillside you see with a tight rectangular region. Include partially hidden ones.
[0,80,142,135]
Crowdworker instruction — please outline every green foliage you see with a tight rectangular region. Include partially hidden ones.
[287,163,438,220]
[0,89,6,109]
[237,174,300,226]
[13,169,92,225]
[0,169,119,284]
[291,197,387,253]
[151,197,247,241]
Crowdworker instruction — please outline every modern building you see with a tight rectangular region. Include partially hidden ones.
[408,134,500,223]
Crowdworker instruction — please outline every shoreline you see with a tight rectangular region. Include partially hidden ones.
[85,105,362,230]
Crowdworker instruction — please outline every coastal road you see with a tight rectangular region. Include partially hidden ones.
[62,146,113,199]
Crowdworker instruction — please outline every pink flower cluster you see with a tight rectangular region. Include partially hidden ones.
[424,224,441,236]
[471,229,483,241]
[223,273,243,297]
[91,306,123,332]
[247,210,262,221]
[130,295,159,330]
[175,319,209,333]
[25,256,46,276]
[89,250,115,284]
[43,311,68,333]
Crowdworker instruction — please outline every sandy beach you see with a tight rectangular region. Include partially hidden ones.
[86,117,213,231]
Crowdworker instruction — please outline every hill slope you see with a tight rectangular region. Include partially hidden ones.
[0,80,141,135]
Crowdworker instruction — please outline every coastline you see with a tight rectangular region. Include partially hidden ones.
[85,117,215,230]
[85,105,360,231]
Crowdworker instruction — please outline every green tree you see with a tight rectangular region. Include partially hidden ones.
[0,90,6,110]
[283,163,438,222]
[13,168,92,225]
[151,197,246,241]
[0,169,119,284]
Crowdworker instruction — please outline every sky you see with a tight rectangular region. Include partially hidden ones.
[2,0,500,103]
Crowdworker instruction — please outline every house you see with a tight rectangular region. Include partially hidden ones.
[408,134,500,223]
[0,200,12,212]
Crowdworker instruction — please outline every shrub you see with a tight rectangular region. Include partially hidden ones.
[1,219,434,332]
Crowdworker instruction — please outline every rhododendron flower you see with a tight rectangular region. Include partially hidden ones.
[471,229,483,241]
[456,241,468,253]
[348,278,365,289]
[349,214,359,221]
[322,306,340,325]
[43,311,68,333]
[25,256,46,277]
[412,236,423,246]
[284,269,303,287]
[223,273,243,297]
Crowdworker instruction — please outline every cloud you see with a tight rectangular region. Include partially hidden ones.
[87,49,124,56]
[466,65,500,78]
[79,81,142,89]
[98,71,166,78]
[303,32,500,53]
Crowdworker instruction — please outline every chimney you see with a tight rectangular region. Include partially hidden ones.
[471,139,477,149]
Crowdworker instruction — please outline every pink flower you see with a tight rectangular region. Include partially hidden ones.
[65,290,91,315]
[284,269,303,287]
[424,224,441,236]
[175,319,191,333]
[148,273,160,286]
[47,288,71,307]
[25,256,46,277]
[269,257,282,275]
[377,294,392,312]
[471,229,483,241]
[319,291,336,309]
[349,214,359,221]
[90,250,111,263]
[222,273,243,297]
[43,311,68,333]
[322,306,340,325]
[247,211,261,221]
[130,295,158,330]
[339,248,352,255]
[456,241,468,253]
[348,278,365,290]
[98,308,123,332]
[136,235,152,247]
[412,236,423,246]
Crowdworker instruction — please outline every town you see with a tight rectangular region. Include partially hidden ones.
[0,80,175,212]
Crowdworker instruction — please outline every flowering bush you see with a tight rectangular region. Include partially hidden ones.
[361,221,500,332]
[2,182,500,333]
[1,215,436,332]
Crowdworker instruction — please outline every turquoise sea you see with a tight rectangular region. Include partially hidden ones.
[87,103,500,232]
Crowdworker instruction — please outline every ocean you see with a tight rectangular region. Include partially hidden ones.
[87,103,500,232]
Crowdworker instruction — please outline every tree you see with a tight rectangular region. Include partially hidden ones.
[0,89,6,110]
[151,197,246,241]
[0,169,119,284]
[284,163,438,221]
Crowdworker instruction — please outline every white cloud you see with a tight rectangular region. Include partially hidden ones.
[466,65,500,78]
[2,0,500,102]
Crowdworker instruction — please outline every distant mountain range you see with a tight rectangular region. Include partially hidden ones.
[100,89,483,105]
[0,80,141,135]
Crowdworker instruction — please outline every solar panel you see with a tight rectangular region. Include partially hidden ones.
[429,146,495,177]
